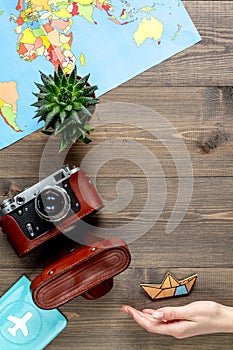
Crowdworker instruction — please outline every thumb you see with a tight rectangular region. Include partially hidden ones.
[152,305,190,322]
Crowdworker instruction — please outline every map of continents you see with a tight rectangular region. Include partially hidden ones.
[11,0,164,73]
[0,0,201,149]
[0,82,21,132]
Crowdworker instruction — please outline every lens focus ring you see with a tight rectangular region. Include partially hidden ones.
[35,185,71,222]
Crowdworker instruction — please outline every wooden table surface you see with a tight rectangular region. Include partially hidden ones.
[1,1,233,349]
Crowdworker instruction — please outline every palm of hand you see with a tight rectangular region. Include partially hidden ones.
[121,301,223,338]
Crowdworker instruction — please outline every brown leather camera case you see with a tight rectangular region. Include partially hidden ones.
[31,238,131,309]
[0,169,103,257]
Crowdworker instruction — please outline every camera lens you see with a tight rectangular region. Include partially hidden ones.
[35,186,71,222]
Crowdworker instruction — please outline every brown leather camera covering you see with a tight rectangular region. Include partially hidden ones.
[81,278,114,300]
[31,238,131,309]
[0,169,103,257]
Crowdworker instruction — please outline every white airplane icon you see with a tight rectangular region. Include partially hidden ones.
[7,312,33,337]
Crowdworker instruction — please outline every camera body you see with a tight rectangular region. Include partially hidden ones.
[0,166,103,257]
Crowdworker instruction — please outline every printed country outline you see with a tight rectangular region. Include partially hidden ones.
[133,15,164,46]
[16,19,75,72]
[13,0,86,72]
[12,0,161,73]
[0,82,22,132]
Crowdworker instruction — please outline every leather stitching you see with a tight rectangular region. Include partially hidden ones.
[33,248,130,309]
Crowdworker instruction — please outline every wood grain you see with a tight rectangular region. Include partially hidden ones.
[2,86,233,178]
[123,1,233,87]
[1,1,233,349]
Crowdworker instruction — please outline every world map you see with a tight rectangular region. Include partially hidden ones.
[11,0,165,73]
[0,0,201,149]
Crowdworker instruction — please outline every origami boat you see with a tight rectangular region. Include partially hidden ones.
[140,272,197,300]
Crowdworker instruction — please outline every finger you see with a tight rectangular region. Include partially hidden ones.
[152,305,192,322]
[142,309,156,315]
[121,306,194,336]
[121,305,146,318]
[121,306,154,331]
[122,306,153,320]
[121,305,130,313]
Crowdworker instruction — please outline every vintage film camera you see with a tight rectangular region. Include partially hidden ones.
[0,166,103,257]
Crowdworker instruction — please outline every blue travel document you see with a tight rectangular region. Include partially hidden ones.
[0,275,67,350]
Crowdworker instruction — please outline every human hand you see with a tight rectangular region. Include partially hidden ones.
[121,301,233,338]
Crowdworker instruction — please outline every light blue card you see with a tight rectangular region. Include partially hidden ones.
[0,276,67,350]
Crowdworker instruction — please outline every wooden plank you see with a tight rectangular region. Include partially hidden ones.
[1,220,233,269]
[48,267,233,349]
[2,176,233,222]
[0,267,233,349]
[122,1,233,87]
[1,2,233,349]
[1,177,233,269]
[1,86,233,178]
[43,268,233,350]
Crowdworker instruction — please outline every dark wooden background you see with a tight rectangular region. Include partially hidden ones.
[1,1,233,349]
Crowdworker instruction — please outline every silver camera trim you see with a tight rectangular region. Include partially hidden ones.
[0,165,79,217]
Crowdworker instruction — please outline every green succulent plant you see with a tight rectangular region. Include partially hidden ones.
[32,65,99,152]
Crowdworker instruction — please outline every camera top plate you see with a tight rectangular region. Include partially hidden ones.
[0,166,79,217]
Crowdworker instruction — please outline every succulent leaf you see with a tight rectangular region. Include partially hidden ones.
[61,75,68,87]
[42,129,54,135]
[79,105,93,119]
[32,93,55,103]
[77,127,85,138]
[73,102,83,111]
[71,130,78,144]
[64,104,72,112]
[39,71,53,86]
[60,110,67,123]
[68,65,77,85]
[36,103,56,115]
[54,119,71,135]
[79,97,99,106]
[79,134,92,144]
[33,65,99,151]
[57,65,64,79]
[67,84,73,92]
[31,100,45,108]
[34,82,49,93]
[72,90,84,100]
[74,74,90,90]
[59,132,70,152]
[50,84,60,95]
[54,71,61,87]
[44,106,61,129]
[37,114,48,122]
[82,85,98,96]
[32,92,47,99]
[71,111,81,124]
[84,124,95,133]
